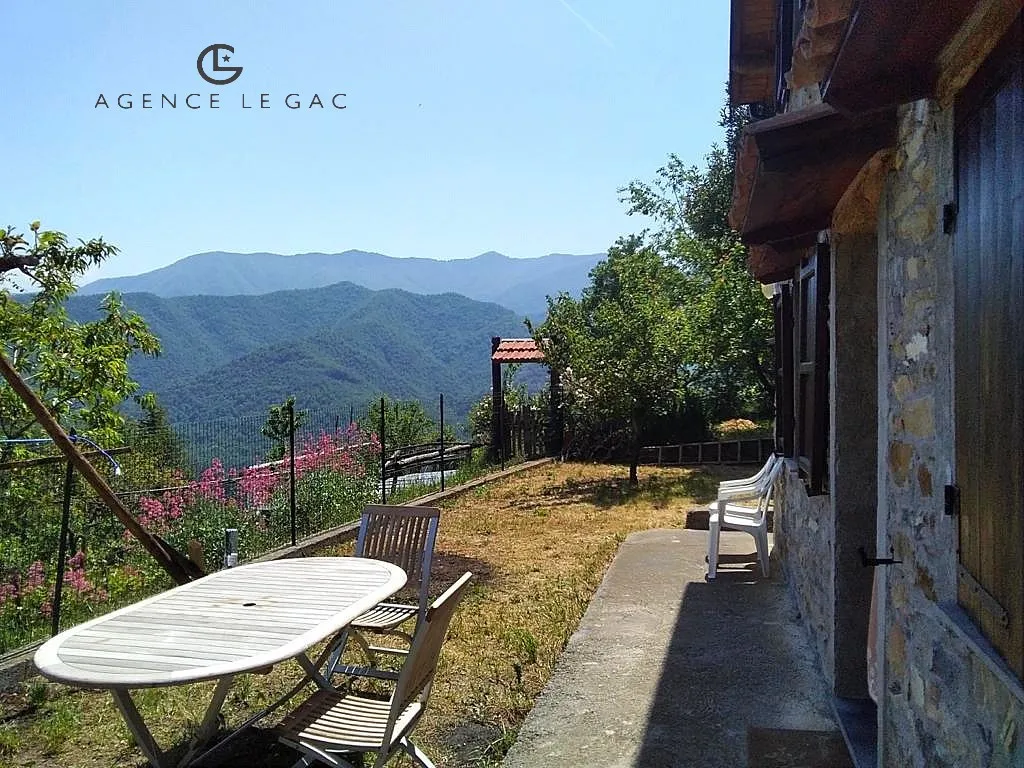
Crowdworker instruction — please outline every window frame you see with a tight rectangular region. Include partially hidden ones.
[774,284,795,456]
[783,242,830,495]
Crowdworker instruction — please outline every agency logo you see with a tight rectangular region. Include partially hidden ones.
[197,43,243,86]
[94,43,346,111]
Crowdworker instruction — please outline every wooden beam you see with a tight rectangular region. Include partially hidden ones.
[490,337,502,463]
[0,351,203,585]
[731,105,895,245]
[823,0,984,113]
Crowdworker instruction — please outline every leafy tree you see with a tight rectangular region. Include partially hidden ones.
[0,223,160,451]
[533,237,690,485]
[366,396,450,453]
[120,396,189,488]
[260,395,307,460]
[618,99,773,417]
[0,222,161,607]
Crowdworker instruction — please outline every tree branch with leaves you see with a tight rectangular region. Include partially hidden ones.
[0,223,160,449]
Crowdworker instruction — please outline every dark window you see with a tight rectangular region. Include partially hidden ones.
[953,14,1024,677]
[775,0,803,113]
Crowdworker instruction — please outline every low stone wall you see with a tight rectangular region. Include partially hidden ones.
[774,462,835,691]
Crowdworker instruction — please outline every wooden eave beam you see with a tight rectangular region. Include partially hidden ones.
[730,0,777,105]
[823,0,984,114]
[747,242,810,284]
[729,104,896,247]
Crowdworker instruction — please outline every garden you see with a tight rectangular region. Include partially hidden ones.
[0,421,382,655]
[0,460,732,768]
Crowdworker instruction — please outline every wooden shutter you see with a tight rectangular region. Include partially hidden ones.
[953,15,1024,677]
[775,284,795,456]
[794,243,830,494]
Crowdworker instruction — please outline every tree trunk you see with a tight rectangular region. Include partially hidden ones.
[628,414,641,487]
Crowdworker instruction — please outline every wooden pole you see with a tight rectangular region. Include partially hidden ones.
[0,352,201,585]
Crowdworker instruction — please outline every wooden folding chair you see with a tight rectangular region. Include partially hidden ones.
[325,505,439,681]
[278,572,473,768]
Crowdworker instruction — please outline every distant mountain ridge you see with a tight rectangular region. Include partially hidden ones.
[64,282,532,426]
[78,250,605,318]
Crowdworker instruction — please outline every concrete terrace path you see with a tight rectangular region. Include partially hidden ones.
[501,529,840,768]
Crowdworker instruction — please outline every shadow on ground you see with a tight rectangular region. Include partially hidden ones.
[432,550,495,592]
[515,467,752,515]
[501,530,844,768]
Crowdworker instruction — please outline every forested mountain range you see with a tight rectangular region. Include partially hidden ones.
[64,282,533,427]
[78,250,604,317]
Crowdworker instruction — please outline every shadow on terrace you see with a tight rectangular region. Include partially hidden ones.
[502,529,854,768]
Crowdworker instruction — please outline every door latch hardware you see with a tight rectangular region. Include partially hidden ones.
[858,546,903,568]
[943,202,958,234]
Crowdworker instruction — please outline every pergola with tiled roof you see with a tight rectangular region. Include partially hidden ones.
[491,338,547,364]
[489,337,562,460]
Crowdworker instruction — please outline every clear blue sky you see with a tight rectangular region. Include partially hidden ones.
[1,1,729,283]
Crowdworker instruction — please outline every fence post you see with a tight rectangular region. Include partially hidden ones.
[379,397,387,504]
[51,458,75,637]
[498,390,505,471]
[439,393,445,492]
[223,528,239,568]
[288,400,297,546]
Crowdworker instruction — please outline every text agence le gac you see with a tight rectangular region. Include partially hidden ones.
[94,93,347,110]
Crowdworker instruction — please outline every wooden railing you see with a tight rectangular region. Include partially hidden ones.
[639,437,775,466]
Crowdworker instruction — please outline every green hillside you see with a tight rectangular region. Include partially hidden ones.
[64,283,531,428]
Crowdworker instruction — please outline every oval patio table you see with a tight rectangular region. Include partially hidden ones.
[35,557,407,768]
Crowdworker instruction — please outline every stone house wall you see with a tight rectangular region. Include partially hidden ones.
[773,84,1024,768]
[774,469,834,690]
[876,98,1024,767]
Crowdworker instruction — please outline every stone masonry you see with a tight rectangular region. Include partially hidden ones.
[876,97,1024,767]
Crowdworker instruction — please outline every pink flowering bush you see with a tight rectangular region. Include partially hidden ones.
[0,424,380,653]
[124,425,380,582]
[0,551,111,651]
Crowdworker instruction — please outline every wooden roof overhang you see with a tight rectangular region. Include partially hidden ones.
[822,0,985,113]
[729,102,896,282]
[729,0,777,105]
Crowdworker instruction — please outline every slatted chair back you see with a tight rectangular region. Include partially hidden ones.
[751,458,785,525]
[719,452,778,490]
[381,572,473,753]
[356,505,440,618]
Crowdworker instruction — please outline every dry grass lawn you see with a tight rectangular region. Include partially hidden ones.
[0,460,736,768]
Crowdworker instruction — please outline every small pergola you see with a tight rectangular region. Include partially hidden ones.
[489,337,562,459]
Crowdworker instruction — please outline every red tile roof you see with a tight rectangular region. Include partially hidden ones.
[492,338,546,363]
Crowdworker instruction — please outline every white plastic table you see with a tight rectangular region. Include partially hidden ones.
[34,557,407,768]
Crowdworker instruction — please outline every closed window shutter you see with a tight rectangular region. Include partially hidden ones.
[794,244,830,495]
[775,285,795,456]
[953,14,1024,677]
